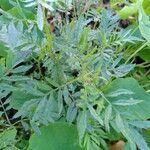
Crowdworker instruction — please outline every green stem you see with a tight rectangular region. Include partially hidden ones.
[0,99,12,125]
[16,0,28,26]
[43,10,56,63]
[125,42,148,64]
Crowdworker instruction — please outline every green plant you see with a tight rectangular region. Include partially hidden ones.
[0,0,150,150]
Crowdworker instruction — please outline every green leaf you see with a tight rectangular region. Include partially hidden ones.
[115,113,136,150]
[0,42,8,57]
[88,104,103,126]
[57,90,63,114]
[37,4,44,31]
[106,78,150,120]
[7,7,35,20]
[118,4,138,19]
[138,0,150,43]
[142,130,150,147]
[142,0,150,15]
[10,90,36,109]
[39,1,54,11]
[13,99,39,119]
[28,122,83,150]
[107,89,134,97]
[66,103,77,123]
[113,64,135,77]
[0,128,17,149]
[3,76,30,81]
[130,128,149,150]
[104,104,112,132]
[12,65,32,73]
[0,65,5,77]
[0,0,13,11]
[77,110,87,141]
[113,98,143,106]
[63,86,72,105]
[129,121,150,129]
[138,48,150,61]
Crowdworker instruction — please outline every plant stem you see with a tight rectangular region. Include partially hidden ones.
[43,10,56,63]
[16,0,28,26]
[0,99,12,125]
[125,42,148,64]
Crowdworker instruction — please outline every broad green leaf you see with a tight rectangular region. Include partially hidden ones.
[118,4,138,19]
[0,0,13,11]
[28,122,83,150]
[0,128,17,149]
[138,48,150,61]
[37,4,44,31]
[142,0,150,15]
[106,78,150,120]
[7,7,35,20]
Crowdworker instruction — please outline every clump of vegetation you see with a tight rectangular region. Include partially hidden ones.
[0,0,150,149]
